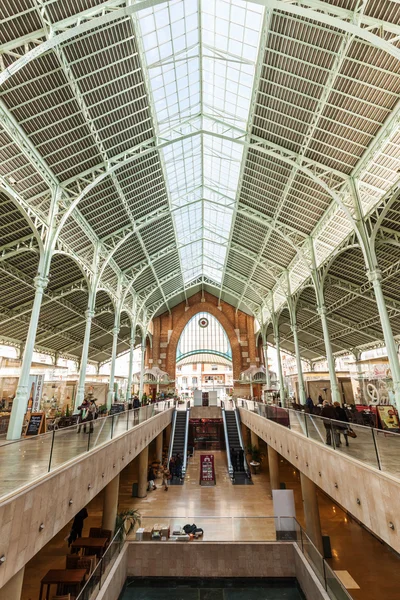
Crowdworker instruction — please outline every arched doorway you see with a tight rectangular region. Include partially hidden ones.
[175,312,234,401]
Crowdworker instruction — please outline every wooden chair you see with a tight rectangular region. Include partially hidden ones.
[77,557,95,577]
[89,527,112,542]
[65,555,80,569]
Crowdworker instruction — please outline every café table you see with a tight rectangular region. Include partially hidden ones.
[70,536,108,557]
[39,568,86,600]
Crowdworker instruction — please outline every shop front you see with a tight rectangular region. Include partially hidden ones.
[189,418,225,451]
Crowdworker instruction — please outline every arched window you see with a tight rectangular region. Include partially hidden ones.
[176,312,232,362]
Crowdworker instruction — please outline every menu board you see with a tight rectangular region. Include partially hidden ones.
[25,412,46,436]
[200,454,215,486]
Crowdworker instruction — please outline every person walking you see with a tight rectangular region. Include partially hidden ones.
[334,401,350,447]
[321,400,336,446]
[77,398,90,433]
[305,395,314,413]
[161,459,170,491]
[84,398,97,434]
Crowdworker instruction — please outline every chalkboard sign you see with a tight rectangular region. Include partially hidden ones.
[110,403,125,415]
[25,412,45,436]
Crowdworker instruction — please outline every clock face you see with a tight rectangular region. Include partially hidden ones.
[199,317,209,328]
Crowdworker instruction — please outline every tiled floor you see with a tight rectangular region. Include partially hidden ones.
[20,447,400,600]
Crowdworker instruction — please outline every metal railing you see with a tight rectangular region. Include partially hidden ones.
[220,400,234,478]
[75,527,124,600]
[0,400,175,500]
[236,399,400,479]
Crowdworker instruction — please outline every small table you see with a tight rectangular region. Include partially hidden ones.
[39,568,86,600]
[71,536,108,556]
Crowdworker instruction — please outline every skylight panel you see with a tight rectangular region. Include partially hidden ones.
[136,0,264,291]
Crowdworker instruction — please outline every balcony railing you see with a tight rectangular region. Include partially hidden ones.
[0,401,174,501]
[237,399,400,479]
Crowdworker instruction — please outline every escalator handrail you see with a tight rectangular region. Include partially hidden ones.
[167,408,178,464]
[221,400,234,478]
[234,405,251,478]
[182,403,191,478]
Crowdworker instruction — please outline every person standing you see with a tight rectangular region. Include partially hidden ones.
[161,459,170,491]
[334,401,350,447]
[84,398,97,434]
[321,400,336,446]
[305,395,314,413]
[77,398,90,433]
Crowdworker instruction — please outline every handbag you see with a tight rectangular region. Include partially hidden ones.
[347,427,357,438]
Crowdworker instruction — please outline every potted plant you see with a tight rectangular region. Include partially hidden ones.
[141,392,148,406]
[98,404,108,415]
[115,509,141,541]
[247,444,263,474]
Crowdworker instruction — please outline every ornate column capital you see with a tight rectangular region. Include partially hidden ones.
[317,305,327,317]
[85,309,95,320]
[34,275,49,291]
[112,326,120,336]
[291,324,298,333]
[367,268,382,283]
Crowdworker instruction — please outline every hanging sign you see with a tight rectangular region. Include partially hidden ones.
[200,454,215,486]
[27,374,45,413]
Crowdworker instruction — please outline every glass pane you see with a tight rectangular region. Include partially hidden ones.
[324,561,353,600]
[373,429,400,478]
[333,420,379,470]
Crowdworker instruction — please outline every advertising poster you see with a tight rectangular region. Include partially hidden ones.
[200,454,215,486]
[377,405,400,432]
[27,374,45,413]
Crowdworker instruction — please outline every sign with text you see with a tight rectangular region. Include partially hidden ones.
[200,454,215,486]
[25,412,46,436]
[28,374,45,412]
[377,405,400,432]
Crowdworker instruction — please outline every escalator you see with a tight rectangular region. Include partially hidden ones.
[168,404,190,482]
[222,404,251,484]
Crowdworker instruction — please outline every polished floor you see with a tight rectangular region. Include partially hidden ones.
[0,405,163,499]
[20,445,400,600]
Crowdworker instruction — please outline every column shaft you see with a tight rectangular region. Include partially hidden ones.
[267,446,280,490]
[107,314,120,409]
[156,430,163,463]
[300,472,323,555]
[0,567,25,600]
[250,430,259,449]
[7,275,48,440]
[75,308,95,410]
[318,306,341,404]
[137,445,149,498]
[263,344,272,389]
[139,339,146,400]
[126,338,135,401]
[275,333,286,407]
[291,325,306,404]
[102,473,120,533]
[165,423,172,452]
[370,271,400,412]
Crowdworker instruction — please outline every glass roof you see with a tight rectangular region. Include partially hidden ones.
[136,0,264,284]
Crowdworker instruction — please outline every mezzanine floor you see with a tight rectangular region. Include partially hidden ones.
[20,447,400,600]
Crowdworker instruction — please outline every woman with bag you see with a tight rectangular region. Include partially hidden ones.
[161,459,170,491]
[334,402,350,447]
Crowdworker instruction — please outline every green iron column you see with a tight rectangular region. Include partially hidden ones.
[75,306,95,410]
[107,312,120,409]
[291,324,306,405]
[126,334,135,402]
[368,269,400,411]
[139,337,146,400]
[272,319,286,406]
[7,274,48,440]
[317,304,341,404]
